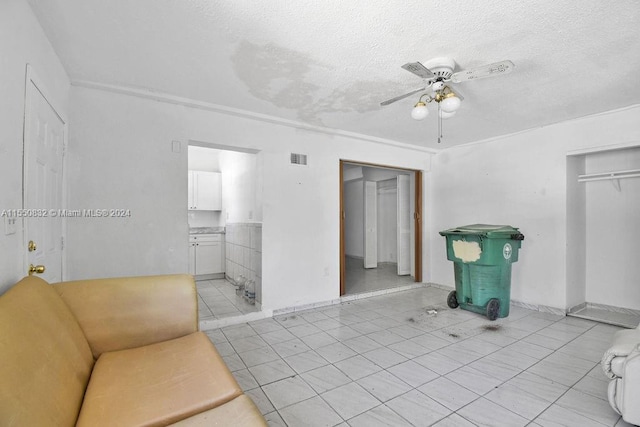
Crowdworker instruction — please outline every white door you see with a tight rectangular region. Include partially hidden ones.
[364,181,378,269]
[24,73,65,282]
[397,175,411,275]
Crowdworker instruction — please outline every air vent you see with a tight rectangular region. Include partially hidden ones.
[290,153,308,165]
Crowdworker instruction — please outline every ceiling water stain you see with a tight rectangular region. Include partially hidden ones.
[231,40,402,124]
[231,40,322,120]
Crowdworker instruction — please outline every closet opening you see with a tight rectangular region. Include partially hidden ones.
[566,144,640,328]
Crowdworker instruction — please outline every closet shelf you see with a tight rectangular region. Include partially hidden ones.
[578,168,640,183]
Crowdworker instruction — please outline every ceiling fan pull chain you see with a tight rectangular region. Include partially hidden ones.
[438,103,443,143]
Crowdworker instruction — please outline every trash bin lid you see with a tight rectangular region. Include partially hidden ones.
[439,224,522,239]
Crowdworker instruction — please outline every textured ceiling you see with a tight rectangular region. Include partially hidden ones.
[27,0,640,149]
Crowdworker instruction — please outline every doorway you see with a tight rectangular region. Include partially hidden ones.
[187,141,264,324]
[340,160,423,296]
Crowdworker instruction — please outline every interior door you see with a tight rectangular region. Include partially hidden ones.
[397,174,411,275]
[363,180,378,269]
[24,72,65,282]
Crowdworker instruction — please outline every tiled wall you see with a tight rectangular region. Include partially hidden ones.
[225,223,262,303]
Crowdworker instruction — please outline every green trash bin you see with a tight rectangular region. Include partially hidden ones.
[439,224,524,320]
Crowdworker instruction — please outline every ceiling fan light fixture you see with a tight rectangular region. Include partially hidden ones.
[380,57,515,144]
[439,110,456,119]
[440,92,461,113]
[411,102,429,120]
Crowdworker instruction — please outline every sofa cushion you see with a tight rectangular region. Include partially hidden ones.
[170,395,267,426]
[0,276,94,427]
[76,332,242,427]
[54,274,198,359]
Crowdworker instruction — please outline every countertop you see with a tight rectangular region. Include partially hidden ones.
[189,227,225,235]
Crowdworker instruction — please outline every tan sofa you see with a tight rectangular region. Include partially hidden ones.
[0,274,267,427]
[602,323,640,426]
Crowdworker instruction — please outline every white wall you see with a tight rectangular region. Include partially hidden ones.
[188,210,222,228]
[565,155,586,309]
[219,150,259,223]
[66,88,188,280]
[430,105,640,311]
[584,147,640,310]
[0,0,70,292]
[188,145,220,171]
[66,85,432,311]
[343,179,364,258]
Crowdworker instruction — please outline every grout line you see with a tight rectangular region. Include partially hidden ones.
[208,287,618,426]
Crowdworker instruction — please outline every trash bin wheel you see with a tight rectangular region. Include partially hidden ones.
[486,298,500,321]
[447,291,459,309]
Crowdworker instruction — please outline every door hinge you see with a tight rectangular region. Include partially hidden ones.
[60,236,64,250]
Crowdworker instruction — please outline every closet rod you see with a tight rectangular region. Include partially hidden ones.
[578,169,640,183]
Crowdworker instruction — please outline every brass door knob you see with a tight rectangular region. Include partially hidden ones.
[28,264,45,276]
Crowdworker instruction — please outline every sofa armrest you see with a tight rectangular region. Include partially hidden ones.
[621,345,640,425]
[54,274,198,359]
[601,327,640,379]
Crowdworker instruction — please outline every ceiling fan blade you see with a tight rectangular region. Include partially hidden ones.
[380,87,427,106]
[450,60,515,83]
[401,62,436,79]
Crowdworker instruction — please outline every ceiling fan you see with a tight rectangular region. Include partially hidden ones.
[380,57,514,143]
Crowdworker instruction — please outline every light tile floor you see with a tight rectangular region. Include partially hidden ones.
[197,278,260,320]
[345,256,416,295]
[202,286,634,427]
[197,256,418,321]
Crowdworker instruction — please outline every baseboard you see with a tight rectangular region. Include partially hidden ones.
[510,300,566,316]
[426,282,454,291]
[273,283,429,316]
[339,283,427,303]
[199,308,272,331]
[195,273,225,281]
[426,282,566,316]
[567,302,587,314]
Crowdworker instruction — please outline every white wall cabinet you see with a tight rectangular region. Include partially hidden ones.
[188,171,221,211]
[189,234,224,276]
